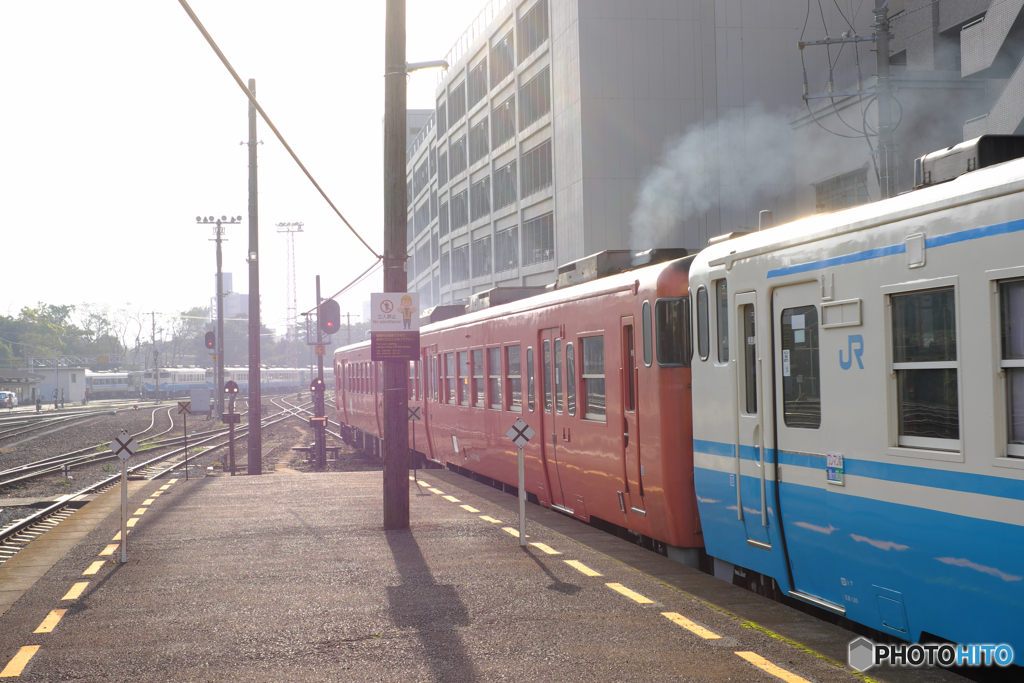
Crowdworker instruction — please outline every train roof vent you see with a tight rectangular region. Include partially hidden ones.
[556,250,633,289]
[914,135,1024,189]
[630,248,688,269]
[419,304,466,324]
[468,287,549,312]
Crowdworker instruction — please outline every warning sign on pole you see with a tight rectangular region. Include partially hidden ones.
[370,293,419,361]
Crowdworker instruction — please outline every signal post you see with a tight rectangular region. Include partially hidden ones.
[311,276,340,471]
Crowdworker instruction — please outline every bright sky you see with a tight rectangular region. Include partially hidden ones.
[0,0,487,337]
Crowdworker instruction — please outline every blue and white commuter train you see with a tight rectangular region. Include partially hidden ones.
[689,136,1024,653]
[141,366,311,398]
[85,371,141,399]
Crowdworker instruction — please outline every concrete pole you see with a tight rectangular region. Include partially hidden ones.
[383,0,410,529]
[874,0,895,199]
[215,222,225,421]
[247,78,263,476]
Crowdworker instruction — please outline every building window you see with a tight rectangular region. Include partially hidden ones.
[1001,280,1024,457]
[493,160,517,211]
[526,346,535,411]
[582,336,606,421]
[414,158,429,197]
[565,342,576,416]
[436,99,447,135]
[407,215,414,246]
[415,240,431,277]
[781,305,821,429]
[814,166,869,213]
[431,230,439,263]
[429,145,437,178]
[517,0,549,65]
[450,81,467,124]
[472,235,492,277]
[440,251,451,286]
[451,244,470,283]
[492,94,516,148]
[430,189,438,221]
[469,117,490,166]
[495,226,518,273]
[491,29,515,85]
[519,66,551,129]
[449,135,468,177]
[439,201,450,237]
[523,212,554,265]
[470,176,491,222]
[472,349,485,407]
[507,345,522,412]
[716,280,729,363]
[468,58,488,110]
[488,347,502,409]
[450,190,469,230]
[892,288,959,449]
[414,199,430,236]
[656,298,691,367]
[438,150,449,187]
[521,138,552,198]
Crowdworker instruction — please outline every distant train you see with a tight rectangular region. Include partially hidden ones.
[85,370,141,400]
[139,366,314,398]
[334,135,1024,654]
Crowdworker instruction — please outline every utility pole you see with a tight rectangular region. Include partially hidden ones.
[314,276,326,470]
[246,77,263,476]
[276,222,304,368]
[198,215,242,421]
[383,0,410,529]
[151,312,159,403]
[874,0,896,199]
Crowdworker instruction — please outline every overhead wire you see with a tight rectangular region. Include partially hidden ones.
[175,0,382,262]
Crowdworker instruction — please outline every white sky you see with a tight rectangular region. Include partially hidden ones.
[0,0,488,338]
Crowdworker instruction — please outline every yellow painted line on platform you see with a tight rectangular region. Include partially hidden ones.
[127,518,139,528]
[564,560,602,576]
[428,488,444,494]
[662,612,721,639]
[82,561,105,576]
[529,542,561,555]
[479,515,502,523]
[166,480,177,485]
[111,531,129,541]
[735,652,811,683]
[460,504,480,513]
[133,508,147,515]
[142,499,154,505]
[33,609,67,634]
[606,583,654,604]
[502,527,529,539]
[62,582,89,600]
[151,491,162,497]
[443,495,461,502]
[98,544,119,556]
[0,645,40,677]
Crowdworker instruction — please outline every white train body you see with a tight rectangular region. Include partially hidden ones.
[689,154,1024,650]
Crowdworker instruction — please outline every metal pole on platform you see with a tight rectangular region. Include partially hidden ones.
[121,460,128,563]
[518,445,526,547]
[183,411,189,481]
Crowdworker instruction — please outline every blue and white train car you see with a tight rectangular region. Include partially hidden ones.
[85,371,138,399]
[142,368,210,398]
[689,138,1024,652]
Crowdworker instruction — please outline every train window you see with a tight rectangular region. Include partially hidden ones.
[409,361,416,399]
[582,336,606,421]
[1000,279,1024,457]
[458,351,470,406]
[716,280,729,363]
[891,288,959,448]
[472,349,484,408]
[554,339,563,414]
[655,298,691,367]
[781,306,821,429]
[488,347,502,409]
[642,301,653,367]
[445,353,455,403]
[565,342,576,416]
[527,347,535,412]
[431,356,438,401]
[743,304,757,414]
[507,346,522,412]
[542,341,552,412]
[696,287,709,360]
[624,326,635,412]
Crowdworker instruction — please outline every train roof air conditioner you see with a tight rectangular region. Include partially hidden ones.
[915,135,1024,189]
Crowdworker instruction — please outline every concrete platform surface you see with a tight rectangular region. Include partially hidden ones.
[0,469,963,682]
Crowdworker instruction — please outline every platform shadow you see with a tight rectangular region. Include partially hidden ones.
[521,546,581,595]
[385,529,479,682]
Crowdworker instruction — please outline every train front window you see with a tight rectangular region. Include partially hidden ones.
[655,298,691,367]
[1000,279,1024,457]
[781,306,821,429]
[892,288,959,448]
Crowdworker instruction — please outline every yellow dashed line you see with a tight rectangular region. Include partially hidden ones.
[479,516,502,523]
[502,527,527,538]
[111,531,130,541]
[142,499,155,505]
[460,505,480,513]
[62,582,89,600]
[735,652,812,683]
[133,508,146,516]
[82,561,105,576]
[33,609,67,634]
[0,645,40,677]
[662,612,722,639]
[127,518,139,528]
[443,495,461,502]
[529,543,561,555]
[428,488,444,494]
[98,544,119,557]
[565,560,602,576]
[151,491,162,497]
[606,583,654,604]
[166,480,177,485]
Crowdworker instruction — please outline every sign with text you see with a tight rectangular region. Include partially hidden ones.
[370,293,419,361]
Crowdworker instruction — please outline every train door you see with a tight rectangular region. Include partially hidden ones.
[620,316,644,514]
[735,292,772,549]
[772,282,844,612]
[540,328,568,510]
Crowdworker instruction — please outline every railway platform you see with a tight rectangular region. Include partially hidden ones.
[0,469,962,682]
